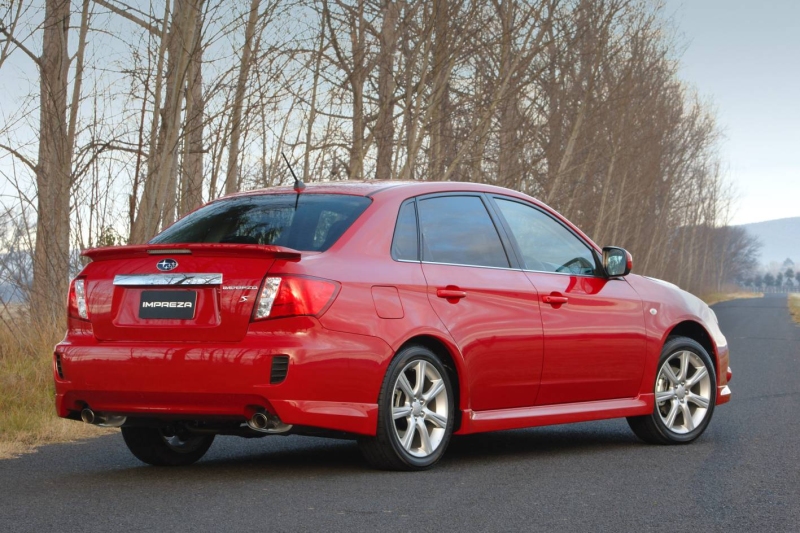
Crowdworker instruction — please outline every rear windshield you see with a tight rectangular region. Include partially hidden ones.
[150,194,371,251]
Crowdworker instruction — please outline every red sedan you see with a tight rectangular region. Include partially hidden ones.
[55,181,731,470]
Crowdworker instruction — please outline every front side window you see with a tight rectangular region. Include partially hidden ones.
[495,198,598,275]
[151,194,371,252]
[417,196,509,268]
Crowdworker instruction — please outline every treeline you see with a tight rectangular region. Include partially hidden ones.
[0,0,759,325]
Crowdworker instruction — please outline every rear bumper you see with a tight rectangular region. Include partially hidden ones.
[54,317,392,436]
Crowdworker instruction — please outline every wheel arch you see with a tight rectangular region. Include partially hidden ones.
[396,334,465,432]
[666,320,717,374]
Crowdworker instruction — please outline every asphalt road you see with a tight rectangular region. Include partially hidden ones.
[1,294,798,532]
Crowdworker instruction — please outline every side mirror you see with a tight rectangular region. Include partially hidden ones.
[603,246,632,277]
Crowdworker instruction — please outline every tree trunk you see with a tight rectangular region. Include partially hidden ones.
[131,0,200,242]
[32,0,71,326]
[374,0,400,181]
[180,5,204,216]
[225,0,261,195]
[428,0,450,179]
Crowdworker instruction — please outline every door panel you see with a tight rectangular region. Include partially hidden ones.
[525,273,646,405]
[415,194,544,412]
[488,196,646,406]
[423,263,544,411]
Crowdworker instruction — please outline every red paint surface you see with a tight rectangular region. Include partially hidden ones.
[55,181,730,436]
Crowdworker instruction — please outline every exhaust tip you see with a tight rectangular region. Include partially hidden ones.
[80,407,95,425]
[248,412,269,431]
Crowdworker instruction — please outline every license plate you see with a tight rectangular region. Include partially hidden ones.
[139,290,197,319]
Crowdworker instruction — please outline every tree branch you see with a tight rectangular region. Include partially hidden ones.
[92,0,162,36]
[0,26,41,67]
[0,143,37,173]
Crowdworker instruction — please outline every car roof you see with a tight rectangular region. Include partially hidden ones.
[229,180,536,201]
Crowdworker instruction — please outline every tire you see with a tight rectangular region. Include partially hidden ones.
[358,345,455,471]
[121,425,215,466]
[627,336,717,444]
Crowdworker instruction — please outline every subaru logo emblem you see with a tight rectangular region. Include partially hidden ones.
[156,258,178,271]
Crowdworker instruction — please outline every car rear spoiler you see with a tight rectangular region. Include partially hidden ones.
[82,243,303,262]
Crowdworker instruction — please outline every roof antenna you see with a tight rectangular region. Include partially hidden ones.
[281,152,305,193]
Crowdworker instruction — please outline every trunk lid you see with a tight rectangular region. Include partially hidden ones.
[81,244,300,342]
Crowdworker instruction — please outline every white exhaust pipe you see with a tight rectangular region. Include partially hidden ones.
[80,407,126,427]
[81,407,95,424]
[247,411,292,434]
[248,412,269,431]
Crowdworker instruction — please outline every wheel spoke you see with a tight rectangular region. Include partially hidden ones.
[416,418,432,455]
[661,364,679,386]
[397,373,414,399]
[423,408,447,429]
[400,421,416,451]
[686,367,708,388]
[665,400,680,428]
[679,352,689,381]
[681,402,694,431]
[393,405,412,420]
[423,379,445,404]
[656,390,675,403]
[686,392,709,409]
[413,361,427,397]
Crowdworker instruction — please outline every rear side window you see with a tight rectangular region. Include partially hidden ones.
[151,194,371,252]
[417,196,509,268]
[392,201,419,261]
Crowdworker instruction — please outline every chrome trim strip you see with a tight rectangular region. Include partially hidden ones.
[522,269,603,279]
[113,273,223,286]
[396,259,604,277]
[421,260,518,272]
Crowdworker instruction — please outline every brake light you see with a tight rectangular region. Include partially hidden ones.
[68,277,89,320]
[253,276,338,320]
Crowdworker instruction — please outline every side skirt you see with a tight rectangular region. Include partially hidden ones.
[456,395,654,435]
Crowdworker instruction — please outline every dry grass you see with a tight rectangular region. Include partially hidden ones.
[701,291,763,306]
[789,294,800,326]
[0,313,111,460]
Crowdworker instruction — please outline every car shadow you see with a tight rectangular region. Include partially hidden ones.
[61,421,643,484]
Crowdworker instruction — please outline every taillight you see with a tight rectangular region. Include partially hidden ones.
[68,277,89,320]
[253,276,339,321]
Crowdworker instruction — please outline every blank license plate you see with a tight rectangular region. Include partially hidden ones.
[139,290,197,319]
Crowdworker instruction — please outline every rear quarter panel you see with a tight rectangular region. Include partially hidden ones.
[266,192,469,408]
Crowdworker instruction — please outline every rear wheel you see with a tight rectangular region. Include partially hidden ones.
[628,336,716,444]
[358,345,455,470]
[121,425,214,466]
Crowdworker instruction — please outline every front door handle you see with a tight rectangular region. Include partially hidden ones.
[542,294,569,305]
[437,288,467,300]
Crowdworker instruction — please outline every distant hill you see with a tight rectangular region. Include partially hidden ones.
[739,217,800,266]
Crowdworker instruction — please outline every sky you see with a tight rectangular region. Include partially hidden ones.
[664,0,800,225]
[2,1,798,228]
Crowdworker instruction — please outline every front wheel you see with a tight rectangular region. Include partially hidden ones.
[121,425,215,466]
[628,336,716,444]
[358,345,455,471]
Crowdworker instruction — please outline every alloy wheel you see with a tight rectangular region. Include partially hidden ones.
[655,350,712,434]
[391,359,449,458]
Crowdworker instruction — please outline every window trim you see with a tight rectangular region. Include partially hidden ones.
[488,194,604,278]
[410,192,518,270]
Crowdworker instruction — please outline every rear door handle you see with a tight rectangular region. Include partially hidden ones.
[437,288,467,299]
[542,294,569,305]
